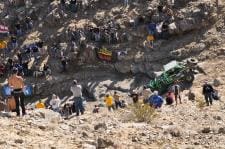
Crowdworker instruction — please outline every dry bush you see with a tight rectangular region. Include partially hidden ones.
[196,99,205,109]
[131,103,156,123]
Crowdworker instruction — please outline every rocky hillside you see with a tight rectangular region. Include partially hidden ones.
[0,0,225,148]
[1,0,225,99]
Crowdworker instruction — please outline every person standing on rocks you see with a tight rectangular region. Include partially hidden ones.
[202,81,214,106]
[124,0,129,7]
[70,80,84,116]
[61,56,67,72]
[142,86,152,104]
[104,94,114,111]
[172,81,182,105]
[8,67,26,116]
[113,91,121,109]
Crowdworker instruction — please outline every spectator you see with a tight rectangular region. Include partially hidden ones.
[142,86,152,104]
[11,35,18,49]
[149,91,163,108]
[43,64,51,76]
[113,91,121,109]
[124,0,129,6]
[202,81,214,106]
[70,80,84,116]
[165,91,174,105]
[147,34,154,49]
[130,90,139,104]
[8,67,26,116]
[35,100,46,109]
[17,51,22,65]
[15,22,22,36]
[104,94,114,111]
[25,16,33,30]
[49,94,61,112]
[172,81,182,105]
[61,56,67,72]
[93,105,99,113]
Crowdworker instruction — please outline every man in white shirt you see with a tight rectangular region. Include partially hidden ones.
[70,80,84,116]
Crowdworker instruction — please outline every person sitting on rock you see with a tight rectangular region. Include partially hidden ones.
[93,105,100,113]
[49,94,61,112]
[104,94,114,111]
[165,91,174,105]
[35,100,46,109]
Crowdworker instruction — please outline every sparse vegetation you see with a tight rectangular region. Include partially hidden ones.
[196,99,206,109]
[131,103,156,123]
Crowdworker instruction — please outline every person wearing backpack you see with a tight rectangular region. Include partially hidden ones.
[172,81,182,105]
[202,81,214,106]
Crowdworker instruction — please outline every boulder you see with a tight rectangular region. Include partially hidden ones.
[15,139,23,144]
[168,22,179,35]
[201,127,211,133]
[163,126,182,137]
[94,123,107,131]
[93,12,105,25]
[97,138,114,148]
[218,128,225,134]
[114,62,131,74]
[213,78,223,87]
[29,109,61,123]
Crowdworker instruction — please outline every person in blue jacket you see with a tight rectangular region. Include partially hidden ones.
[148,91,163,108]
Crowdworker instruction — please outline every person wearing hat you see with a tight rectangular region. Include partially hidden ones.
[202,81,214,106]
[70,80,84,116]
[8,67,26,116]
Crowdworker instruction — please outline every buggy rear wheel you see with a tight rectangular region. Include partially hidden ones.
[185,73,194,83]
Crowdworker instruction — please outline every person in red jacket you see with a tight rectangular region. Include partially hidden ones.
[165,91,174,105]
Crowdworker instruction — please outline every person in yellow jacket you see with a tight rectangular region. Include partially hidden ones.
[35,100,46,109]
[147,34,154,49]
[104,94,115,111]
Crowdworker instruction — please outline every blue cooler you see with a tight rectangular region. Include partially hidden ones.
[2,85,12,97]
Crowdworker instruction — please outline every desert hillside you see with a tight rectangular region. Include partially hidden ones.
[0,0,225,148]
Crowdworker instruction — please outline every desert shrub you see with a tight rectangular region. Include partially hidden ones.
[196,99,205,109]
[131,103,156,123]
